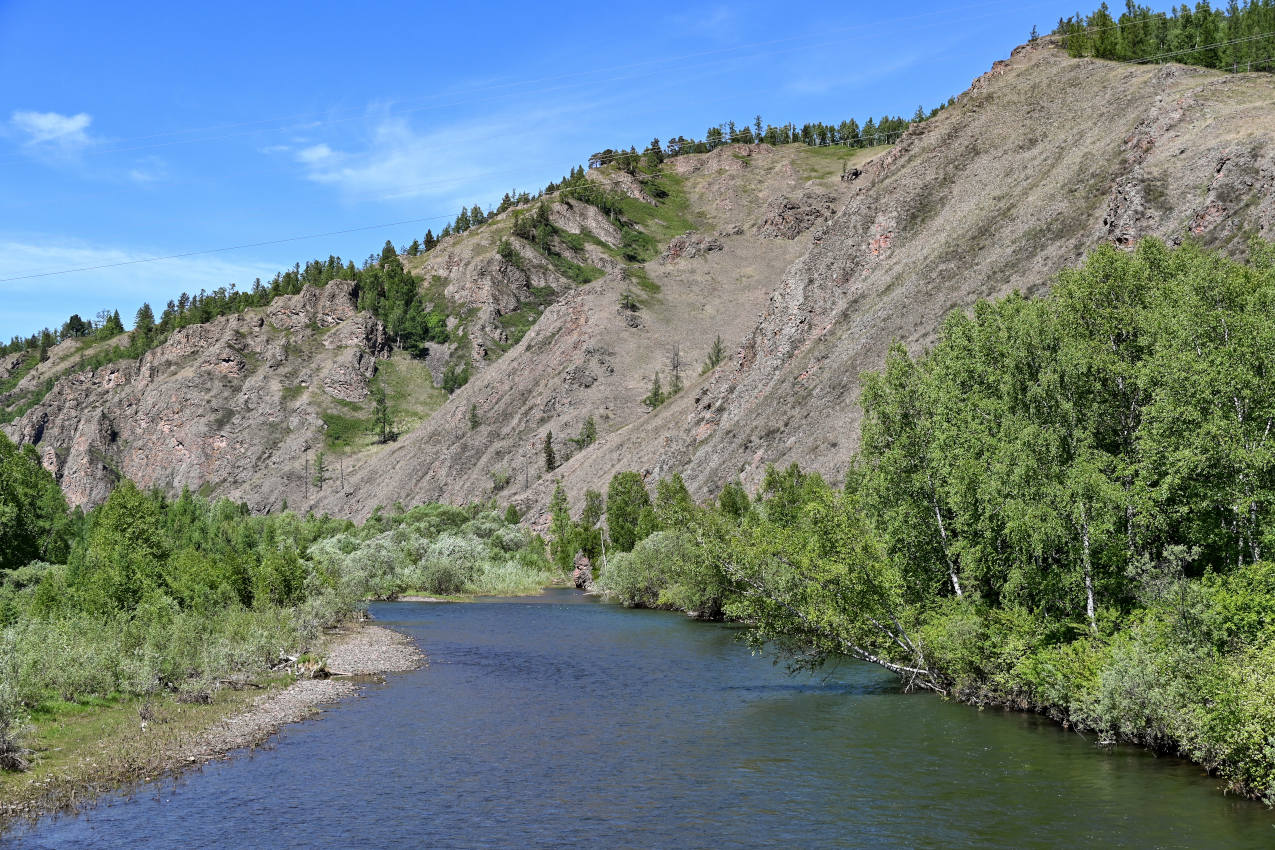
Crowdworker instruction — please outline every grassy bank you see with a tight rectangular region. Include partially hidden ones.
[0,441,557,809]
[0,673,294,824]
[578,239,1275,803]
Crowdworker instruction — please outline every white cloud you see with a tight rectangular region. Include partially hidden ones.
[296,143,334,164]
[10,110,98,153]
[286,105,571,204]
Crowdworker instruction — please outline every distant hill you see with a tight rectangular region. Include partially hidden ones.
[7,40,1275,520]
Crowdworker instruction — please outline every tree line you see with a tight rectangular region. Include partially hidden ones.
[1056,0,1275,70]
[585,106,956,172]
[0,430,552,771]
[546,238,1275,801]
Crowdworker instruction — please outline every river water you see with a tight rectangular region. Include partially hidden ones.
[8,589,1275,848]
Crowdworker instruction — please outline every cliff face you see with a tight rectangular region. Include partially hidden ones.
[4,281,387,509]
[11,44,1275,517]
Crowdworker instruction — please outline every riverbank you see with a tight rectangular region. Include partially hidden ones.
[0,621,422,831]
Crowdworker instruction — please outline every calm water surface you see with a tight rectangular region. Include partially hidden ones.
[8,589,1275,848]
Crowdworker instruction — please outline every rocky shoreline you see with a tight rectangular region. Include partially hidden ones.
[187,623,423,760]
[0,621,423,830]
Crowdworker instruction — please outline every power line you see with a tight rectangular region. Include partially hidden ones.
[0,216,453,283]
[1120,29,1275,65]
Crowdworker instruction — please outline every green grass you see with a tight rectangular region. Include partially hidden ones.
[614,170,698,248]
[0,352,38,398]
[792,143,891,179]
[491,286,558,356]
[377,353,448,430]
[0,675,294,827]
[321,409,372,451]
[545,252,605,285]
[626,265,660,295]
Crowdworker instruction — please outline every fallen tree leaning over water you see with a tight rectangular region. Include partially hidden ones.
[590,239,1275,802]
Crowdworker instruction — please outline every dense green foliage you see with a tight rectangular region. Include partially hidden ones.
[574,240,1275,800]
[0,445,554,770]
[307,503,553,598]
[1057,1,1275,71]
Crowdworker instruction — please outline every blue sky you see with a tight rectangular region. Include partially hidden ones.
[0,0,1068,341]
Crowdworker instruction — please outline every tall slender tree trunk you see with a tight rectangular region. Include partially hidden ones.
[932,497,963,597]
[1081,502,1097,634]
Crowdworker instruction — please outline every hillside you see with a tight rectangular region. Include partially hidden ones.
[6,40,1275,519]
[537,40,1275,510]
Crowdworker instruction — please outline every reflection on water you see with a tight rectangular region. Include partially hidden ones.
[9,588,1275,849]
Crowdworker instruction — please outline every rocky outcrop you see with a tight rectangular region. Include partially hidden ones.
[3,282,387,509]
[572,552,593,590]
[757,190,838,239]
[661,231,723,263]
[18,45,1275,522]
[650,44,1275,497]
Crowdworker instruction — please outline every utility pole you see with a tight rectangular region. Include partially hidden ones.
[304,453,309,502]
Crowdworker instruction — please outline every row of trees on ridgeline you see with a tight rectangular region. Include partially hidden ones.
[1056,1,1275,71]
[586,107,953,172]
[544,238,1275,802]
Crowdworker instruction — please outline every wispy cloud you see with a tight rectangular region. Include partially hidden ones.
[783,53,924,96]
[9,110,99,157]
[667,4,739,41]
[0,236,279,338]
[282,104,576,205]
[126,156,168,184]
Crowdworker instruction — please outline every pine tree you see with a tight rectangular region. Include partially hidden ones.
[643,372,665,409]
[134,303,155,344]
[668,346,683,396]
[406,239,421,257]
[544,430,557,472]
[570,415,597,450]
[312,451,328,491]
[468,403,480,430]
[702,335,725,374]
[380,240,398,264]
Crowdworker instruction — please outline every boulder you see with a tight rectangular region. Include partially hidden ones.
[572,552,593,590]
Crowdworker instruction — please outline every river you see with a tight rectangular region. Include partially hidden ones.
[8,589,1275,848]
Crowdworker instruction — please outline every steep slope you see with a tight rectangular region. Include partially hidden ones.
[12,42,1275,518]
[312,143,869,518]
[539,41,1275,508]
[3,282,387,508]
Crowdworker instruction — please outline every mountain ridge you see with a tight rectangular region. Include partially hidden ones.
[8,41,1275,519]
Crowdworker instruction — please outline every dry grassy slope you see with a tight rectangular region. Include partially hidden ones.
[539,44,1275,508]
[311,143,868,519]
